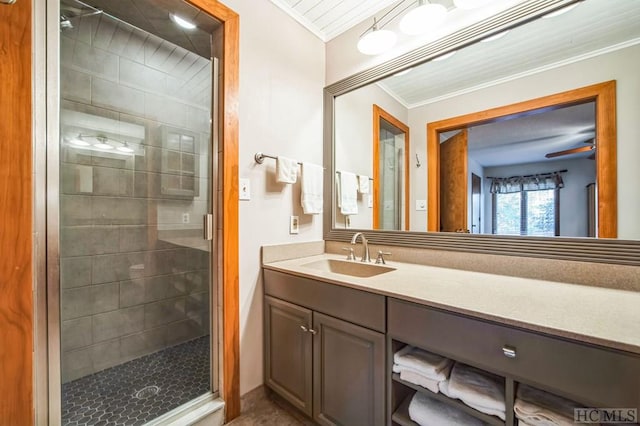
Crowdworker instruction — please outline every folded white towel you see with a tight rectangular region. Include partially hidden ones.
[357,175,370,194]
[447,363,506,420]
[392,364,440,394]
[409,391,484,426]
[393,346,453,381]
[439,379,503,418]
[301,162,323,215]
[276,156,298,184]
[339,171,358,215]
[514,384,586,426]
[400,369,440,394]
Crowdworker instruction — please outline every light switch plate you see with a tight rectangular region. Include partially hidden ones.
[416,200,427,211]
[290,216,299,234]
[239,178,250,200]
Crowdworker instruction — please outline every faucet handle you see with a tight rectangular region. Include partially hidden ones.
[375,251,391,265]
[342,247,355,261]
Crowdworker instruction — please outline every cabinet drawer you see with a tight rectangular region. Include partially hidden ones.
[264,269,386,332]
[388,298,640,409]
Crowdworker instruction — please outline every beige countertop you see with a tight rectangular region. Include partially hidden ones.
[263,253,640,355]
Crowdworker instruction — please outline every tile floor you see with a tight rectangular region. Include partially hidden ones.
[227,386,312,426]
[62,336,210,426]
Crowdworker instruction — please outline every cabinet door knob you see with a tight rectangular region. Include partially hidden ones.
[502,345,517,358]
[300,325,308,332]
[308,329,318,335]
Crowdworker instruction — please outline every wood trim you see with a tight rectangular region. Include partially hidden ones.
[0,1,34,424]
[427,81,617,238]
[187,0,240,420]
[372,105,410,230]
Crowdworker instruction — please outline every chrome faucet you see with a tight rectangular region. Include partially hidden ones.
[350,232,371,262]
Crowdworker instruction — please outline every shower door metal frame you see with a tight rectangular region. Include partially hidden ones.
[34,1,221,423]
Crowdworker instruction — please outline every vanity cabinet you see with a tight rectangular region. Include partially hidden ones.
[264,270,386,426]
[388,298,640,426]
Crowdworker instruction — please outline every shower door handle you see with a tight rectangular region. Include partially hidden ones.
[203,214,214,241]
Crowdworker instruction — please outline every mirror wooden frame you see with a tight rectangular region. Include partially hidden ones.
[323,0,640,267]
[427,80,617,238]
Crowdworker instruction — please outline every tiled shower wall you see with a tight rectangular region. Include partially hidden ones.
[59,13,213,382]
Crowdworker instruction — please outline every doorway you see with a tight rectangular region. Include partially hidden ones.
[37,0,241,423]
[427,81,617,238]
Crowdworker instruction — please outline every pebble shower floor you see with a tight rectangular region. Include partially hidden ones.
[62,336,210,426]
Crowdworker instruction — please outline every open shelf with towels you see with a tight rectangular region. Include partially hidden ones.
[389,338,509,426]
[392,373,505,426]
[387,298,640,426]
[391,394,418,426]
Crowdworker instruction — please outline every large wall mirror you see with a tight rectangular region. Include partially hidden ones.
[324,0,640,265]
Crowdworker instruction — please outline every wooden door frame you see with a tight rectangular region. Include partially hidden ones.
[372,104,410,230]
[186,0,240,420]
[0,1,33,424]
[427,80,617,238]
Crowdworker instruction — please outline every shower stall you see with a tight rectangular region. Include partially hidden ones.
[51,1,221,424]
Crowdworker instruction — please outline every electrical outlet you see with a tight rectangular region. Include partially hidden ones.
[182,213,190,224]
[290,216,299,234]
[239,178,250,200]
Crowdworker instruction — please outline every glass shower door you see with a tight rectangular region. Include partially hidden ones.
[57,1,218,423]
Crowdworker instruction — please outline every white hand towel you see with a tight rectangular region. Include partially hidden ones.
[408,391,484,426]
[339,171,358,215]
[357,175,370,194]
[393,346,453,381]
[276,156,298,184]
[514,384,586,426]
[301,162,323,215]
[447,363,506,420]
[399,369,440,394]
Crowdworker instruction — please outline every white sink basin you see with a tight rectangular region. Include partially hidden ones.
[301,259,395,278]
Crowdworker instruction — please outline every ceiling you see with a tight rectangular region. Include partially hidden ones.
[379,0,640,107]
[269,0,398,41]
[62,0,221,58]
[440,102,596,167]
[270,0,460,41]
[373,0,640,168]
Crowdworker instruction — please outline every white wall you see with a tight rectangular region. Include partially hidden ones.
[334,84,407,229]
[483,158,595,237]
[221,0,325,394]
[408,44,640,239]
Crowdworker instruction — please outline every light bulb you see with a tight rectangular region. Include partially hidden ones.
[117,143,135,153]
[69,135,90,146]
[170,13,196,30]
[399,2,447,35]
[357,28,397,55]
[94,137,113,150]
[453,0,497,10]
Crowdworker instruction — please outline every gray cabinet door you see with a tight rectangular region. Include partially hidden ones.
[313,312,385,426]
[264,295,313,416]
